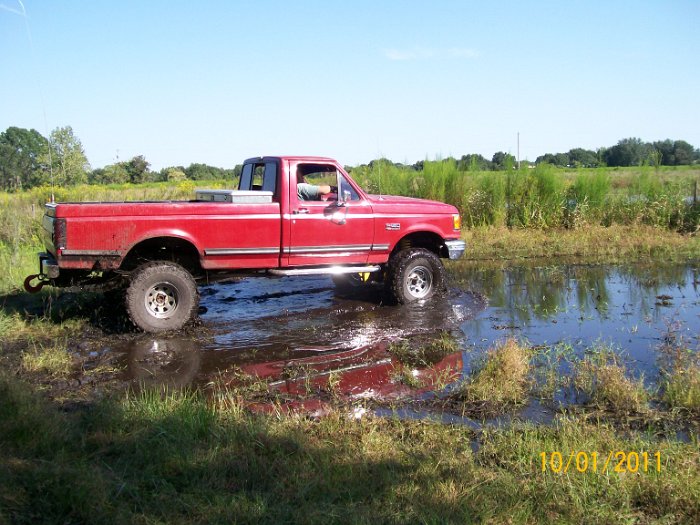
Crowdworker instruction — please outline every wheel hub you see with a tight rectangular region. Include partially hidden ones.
[406,265,433,299]
[145,283,179,318]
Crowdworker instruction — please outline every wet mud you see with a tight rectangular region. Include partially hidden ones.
[96,262,700,424]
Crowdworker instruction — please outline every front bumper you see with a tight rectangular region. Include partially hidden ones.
[444,240,466,260]
[39,252,60,279]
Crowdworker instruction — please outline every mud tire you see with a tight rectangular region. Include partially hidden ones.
[125,261,199,333]
[386,248,446,304]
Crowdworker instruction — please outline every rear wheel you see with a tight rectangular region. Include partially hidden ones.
[125,261,199,332]
[386,248,446,304]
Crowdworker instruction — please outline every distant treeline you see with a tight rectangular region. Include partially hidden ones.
[0,126,241,191]
[357,138,700,173]
[1,125,699,191]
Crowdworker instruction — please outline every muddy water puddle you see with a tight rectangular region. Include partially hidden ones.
[457,263,700,379]
[111,263,700,421]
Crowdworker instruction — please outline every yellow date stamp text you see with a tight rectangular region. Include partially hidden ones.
[539,451,662,474]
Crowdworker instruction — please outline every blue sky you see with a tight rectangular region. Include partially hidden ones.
[2,0,699,170]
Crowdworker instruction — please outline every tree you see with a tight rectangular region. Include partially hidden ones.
[184,163,232,180]
[165,167,187,181]
[0,126,48,190]
[536,153,557,165]
[458,154,492,171]
[41,126,90,186]
[90,164,130,184]
[652,139,675,165]
[492,151,515,170]
[603,137,653,167]
[553,153,570,167]
[670,140,695,166]
[125,155,150,183]
[567,148,599,168]
[651,139,697,166]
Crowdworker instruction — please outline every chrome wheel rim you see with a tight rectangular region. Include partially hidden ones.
[406,265,433,299]
[145,283,179,318]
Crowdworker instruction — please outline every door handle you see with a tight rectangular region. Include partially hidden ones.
[294,208,310,214]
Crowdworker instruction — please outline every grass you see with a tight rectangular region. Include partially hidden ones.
[1,373,698,524]
[663,363,700,412]
[388,333,462,389]
[530,342,576,401]
[452,338,530,415]
[0,297,91,342]
[660,344,700,413]
[352,162,700,231]
[388,332,460,368]
[21,340,72,377]
[574,346,649,414]
[458,223,700,263]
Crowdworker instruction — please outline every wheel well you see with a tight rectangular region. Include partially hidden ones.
[121,237,202,274]
[390,232,446,259]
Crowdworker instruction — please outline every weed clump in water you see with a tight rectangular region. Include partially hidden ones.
[659,344,700,413]
[453,338,530,416]
[663,363,700,412]
[574,346,649,413]
[388,332,459,368]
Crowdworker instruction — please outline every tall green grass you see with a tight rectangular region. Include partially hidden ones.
[353,162,700,231]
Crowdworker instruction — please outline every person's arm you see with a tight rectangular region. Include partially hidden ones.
[298,183,334,200]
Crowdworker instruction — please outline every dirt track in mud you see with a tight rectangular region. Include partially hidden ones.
[5,262,700,423]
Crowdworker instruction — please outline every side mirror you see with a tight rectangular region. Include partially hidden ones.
[337,190,351,207]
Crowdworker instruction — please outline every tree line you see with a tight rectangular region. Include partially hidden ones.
[400,138,698,172]
[1,125,699,191]
[0,126,239,191]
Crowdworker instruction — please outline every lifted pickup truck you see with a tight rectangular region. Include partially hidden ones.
[26,156,465,332]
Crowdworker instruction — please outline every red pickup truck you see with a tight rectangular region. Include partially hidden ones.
[26,156,465,332]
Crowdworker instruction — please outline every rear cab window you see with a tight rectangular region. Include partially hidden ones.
[239,161,278,198]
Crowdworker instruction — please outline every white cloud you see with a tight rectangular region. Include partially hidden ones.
[384,47,479,61]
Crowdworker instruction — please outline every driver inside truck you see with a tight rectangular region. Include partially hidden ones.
[296,168,337,201]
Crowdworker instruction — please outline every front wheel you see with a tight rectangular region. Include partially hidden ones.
[125,261,199,332]
[386,248,446,304]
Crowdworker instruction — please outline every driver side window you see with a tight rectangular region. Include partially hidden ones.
[297,164,337,202]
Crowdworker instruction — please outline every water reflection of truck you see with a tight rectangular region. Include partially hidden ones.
[26,156,465,332]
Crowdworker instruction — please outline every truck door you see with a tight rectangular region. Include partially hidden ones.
[287,162,375,266]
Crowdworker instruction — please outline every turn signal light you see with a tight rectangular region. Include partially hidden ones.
[453,214,462,231]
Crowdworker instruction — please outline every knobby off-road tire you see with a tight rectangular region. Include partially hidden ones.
[125,261,199,333]
[386,248,446,304]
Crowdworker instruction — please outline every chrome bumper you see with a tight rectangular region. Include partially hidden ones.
[39,252,60,279]
[444,240,466,260]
